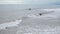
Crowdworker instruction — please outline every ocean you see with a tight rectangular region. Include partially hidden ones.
[0,4,60,23]
[0,4,60,34]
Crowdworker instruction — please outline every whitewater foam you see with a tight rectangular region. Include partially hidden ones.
[0,19,22,29]
[27,14,58,19]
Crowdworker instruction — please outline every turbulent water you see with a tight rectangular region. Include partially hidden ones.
[0,4,60,34]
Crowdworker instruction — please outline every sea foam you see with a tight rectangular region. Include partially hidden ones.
[0,19,22,29]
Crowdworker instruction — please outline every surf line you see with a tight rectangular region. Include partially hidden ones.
[0,19,22,29]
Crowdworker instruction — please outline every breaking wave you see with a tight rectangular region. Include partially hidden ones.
[0,19,22,29]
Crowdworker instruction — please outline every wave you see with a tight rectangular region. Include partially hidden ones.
[27,14,58,19]
[0,19,22,29]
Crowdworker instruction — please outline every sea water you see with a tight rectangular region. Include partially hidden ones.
[0,4,60,34]
[0,4,60,23]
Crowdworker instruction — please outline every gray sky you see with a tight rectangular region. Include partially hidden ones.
[0,0,60,5]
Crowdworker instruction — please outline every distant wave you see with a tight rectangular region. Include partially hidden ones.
[27,14,58,19]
